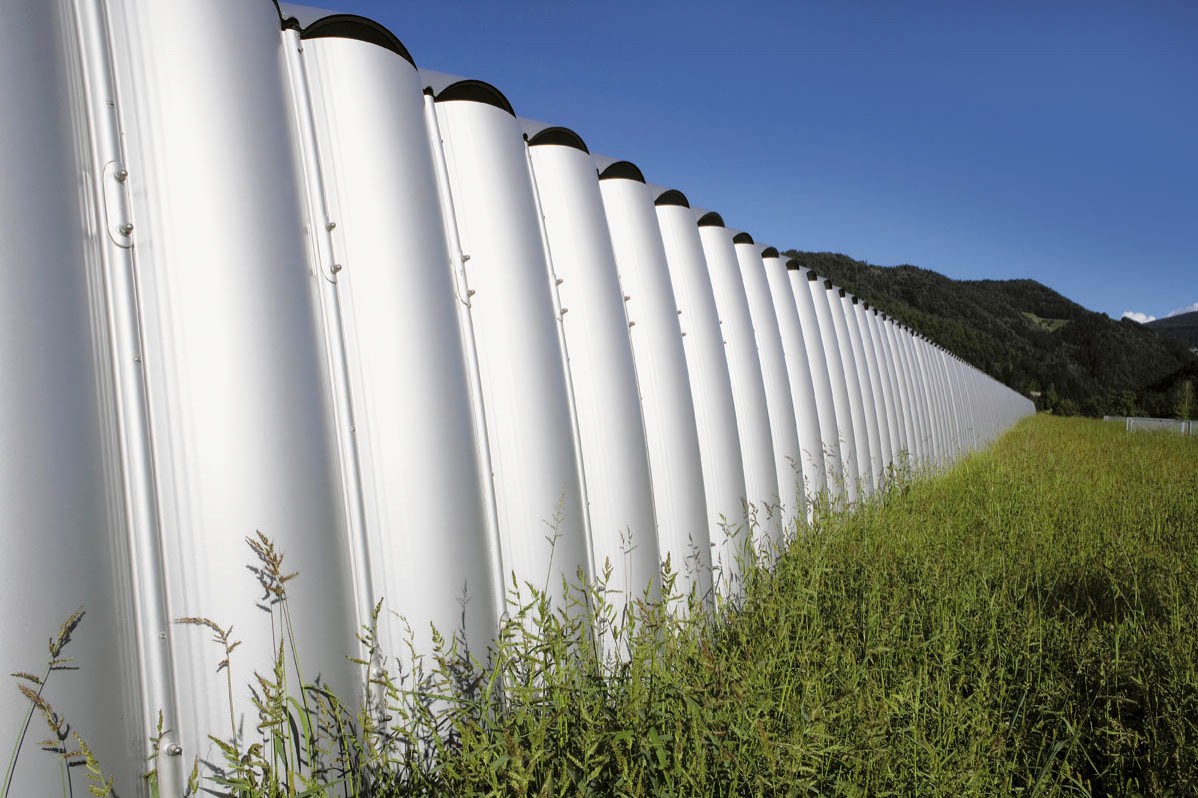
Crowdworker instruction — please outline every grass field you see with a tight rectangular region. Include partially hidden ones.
[389,415,1198,797]
[10,414,1197,796]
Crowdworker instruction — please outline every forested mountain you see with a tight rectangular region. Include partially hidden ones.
[1146,310,1198,348]
[784,250,1197,417]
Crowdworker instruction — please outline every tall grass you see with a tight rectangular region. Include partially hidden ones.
[10,415,1198,796]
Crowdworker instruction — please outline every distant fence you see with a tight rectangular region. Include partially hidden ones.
[1104,416,1196,435]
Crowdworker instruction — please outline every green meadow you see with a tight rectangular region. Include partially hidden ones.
[10,415,1197,796]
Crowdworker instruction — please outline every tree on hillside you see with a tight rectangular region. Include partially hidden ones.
[1174,380,1194,421]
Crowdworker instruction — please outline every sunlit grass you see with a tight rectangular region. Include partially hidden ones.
[10,414,1197,796]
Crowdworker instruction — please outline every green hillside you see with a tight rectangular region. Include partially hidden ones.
[784,251,1197,417]
[1145,310,1198,348]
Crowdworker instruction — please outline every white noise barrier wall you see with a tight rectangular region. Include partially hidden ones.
[1,2,1036,793]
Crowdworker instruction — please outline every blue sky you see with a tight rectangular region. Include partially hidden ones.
[299,0,1197,322]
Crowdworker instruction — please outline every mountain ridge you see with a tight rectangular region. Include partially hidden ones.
[783,250,1197,417]
[1145,310,1198,348]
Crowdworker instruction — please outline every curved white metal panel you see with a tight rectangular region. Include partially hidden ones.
[840,292,885,490]
[290,33,499,661]
[0,3,142,793]
[525,138,660,607]
[430,90,589,602]
[858,303,901,475]
[697,220,783,550]
[921,337,946,463]
[3,9,1042,789]
[733,241,807,526]
[825,284,873,497]
[896,323,933,466]
[597,171,712,603]
[855,302,892,480]
[881,314,919,466]
[654,198,748,592]
[766,256,835,503]
[898,322,931,466]
[927,341,954,463]
[104,0,361,763]
[796,267,858,503]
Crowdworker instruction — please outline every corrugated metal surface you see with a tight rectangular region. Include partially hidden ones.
[524,126,660,616]
[697,216,784,553]
[653,192,748,595]
[0,2,1036,793]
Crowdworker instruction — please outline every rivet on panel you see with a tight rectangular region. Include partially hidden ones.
[115,169,129,183]
[165,745,183,758]
[467,289,476,297]
[119,223,134,236]
[555,278,564,285]
[330,263,343,274]
[326,222,337,232]
[461,254,471,263]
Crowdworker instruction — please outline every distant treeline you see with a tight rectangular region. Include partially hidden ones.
[785,250,1198,419]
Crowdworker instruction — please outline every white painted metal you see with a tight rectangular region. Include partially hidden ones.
[826,284,874,497]
[874,310,909,467]
[524,130,660,608]
[3,8,1040,790]
[653,193,748,593]
[899,322,933,466]
[858,303,901,476]
[0,3,142,793]
[104,0,362,769]
[942,349,965,458]
[929,341,955,462]
[876,314,914,467]
[421,92,508,630]
[848,297,891,480]
[696,217,784,551]
[898,324,934,466]
[732,238,807,526]
[768,257,837,504]
[839,291,885,490]
[286,29,499,662]
[76,0,187,790]
[961,358,979,450]
[429,80,590,603]
[921,335,946,463]
[950,352,969,455]
[801,270,860,503]
[597,165,712,603]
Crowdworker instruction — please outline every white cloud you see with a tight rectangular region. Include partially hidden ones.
[1122,311,1156,324]
[1165,302,1198,318]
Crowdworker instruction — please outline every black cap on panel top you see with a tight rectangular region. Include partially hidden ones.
[761,247,780,259]
[824,279,834,290]
[527,126,589,153]
[435,80,516,117]
[284,13,416,67]
[838,288,846,298]
[654,189,690,208]
[732,232,754,245]
[697,211,725,228]
[598,161,646,182]
[806,269,819,281]
[786,259,802,272]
